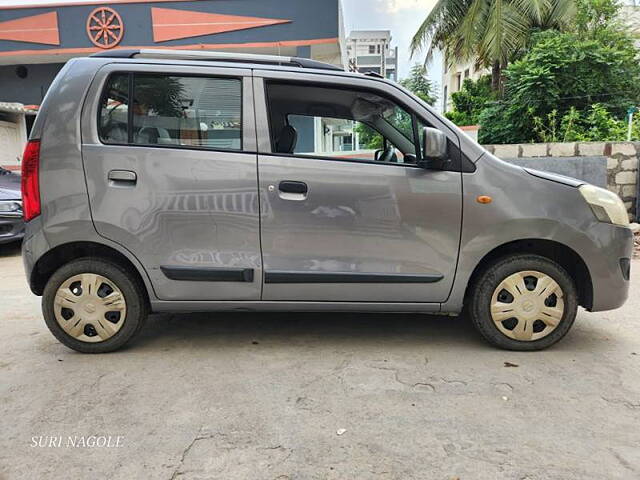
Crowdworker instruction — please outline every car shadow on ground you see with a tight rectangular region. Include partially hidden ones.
[0,241,21,257]
[127,309,610,355]
[132,311,484,351]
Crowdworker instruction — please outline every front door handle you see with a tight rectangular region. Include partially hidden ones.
[279,181,308,194]
[108,170,137,186]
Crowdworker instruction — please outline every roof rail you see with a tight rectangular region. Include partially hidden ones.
[90,49,344,71]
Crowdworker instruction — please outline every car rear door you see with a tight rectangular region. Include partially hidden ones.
[253,70,463,303]
[81,64,261,301]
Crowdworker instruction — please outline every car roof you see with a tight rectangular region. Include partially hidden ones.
[88,48,389,83]
[91,48,341,71]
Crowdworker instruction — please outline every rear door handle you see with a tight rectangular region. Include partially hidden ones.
[108,170,137,186]
[279,181,307,194]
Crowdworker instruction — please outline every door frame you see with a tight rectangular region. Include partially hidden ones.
[80,62,262,301]
[252,70,465,304]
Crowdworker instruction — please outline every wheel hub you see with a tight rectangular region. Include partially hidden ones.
[490,270,564,341]
[53,273,127,343]
[520,299,535,314]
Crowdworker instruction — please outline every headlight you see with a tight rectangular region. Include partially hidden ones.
[579,185,629,226]
[0,200,22,217]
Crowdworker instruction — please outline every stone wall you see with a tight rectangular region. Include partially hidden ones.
[483,142,640,220]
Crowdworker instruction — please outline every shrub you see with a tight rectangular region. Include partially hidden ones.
[445,75,494,126]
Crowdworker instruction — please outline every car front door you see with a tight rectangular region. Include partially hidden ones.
[81,64,261,301]
[254,71,462,303]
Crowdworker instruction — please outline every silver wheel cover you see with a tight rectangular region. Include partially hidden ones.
[53,273,127,343]
[490,270,564,341]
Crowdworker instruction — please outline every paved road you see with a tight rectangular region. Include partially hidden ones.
[0,241,638,479]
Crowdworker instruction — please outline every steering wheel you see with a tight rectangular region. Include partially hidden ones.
[379,145,397,163]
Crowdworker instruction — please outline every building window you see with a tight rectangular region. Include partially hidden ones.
[369,45,376,54]
[377,44,381,54]
[464,68,470,79]
[443,86,448,113]
[455,73,462,92]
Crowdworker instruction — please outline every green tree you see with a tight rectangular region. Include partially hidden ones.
[479,0,640,143]
[400,64,437,105]
[445,75,494,125]
[531,104,628,142]
[410,0,576,91]
[134,75,185,117]
[355,123,383,150]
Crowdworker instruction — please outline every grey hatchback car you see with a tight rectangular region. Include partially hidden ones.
[21,49,633,353]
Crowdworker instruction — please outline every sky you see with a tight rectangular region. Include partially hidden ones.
[4,0,443,103]
[342,0,443,106]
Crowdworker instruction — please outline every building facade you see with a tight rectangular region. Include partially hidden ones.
[345,30,397,81]
[440,58,488,115]
[0,103,29,168]
[0,0,347,165]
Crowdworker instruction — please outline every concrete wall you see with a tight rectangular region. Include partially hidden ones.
[484,142,639,220]
[0,63,65,105]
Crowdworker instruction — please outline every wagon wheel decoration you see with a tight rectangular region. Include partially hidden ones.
[86,7,124,49]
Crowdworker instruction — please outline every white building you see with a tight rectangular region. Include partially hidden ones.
[0,103,31,169]
[346,30,398,81]
[441,59,488,114]
[622,1,640,40]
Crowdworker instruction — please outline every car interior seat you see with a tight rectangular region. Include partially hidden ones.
[275,125,298,154]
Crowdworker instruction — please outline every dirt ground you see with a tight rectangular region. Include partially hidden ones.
[0,241,639,479]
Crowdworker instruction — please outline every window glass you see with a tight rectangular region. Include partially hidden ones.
[99,73,129,144]
[98,73,242,150]
[266,82,424,165]
[382,105,414,142]
[132,74,241,150]
[287,115,412,164]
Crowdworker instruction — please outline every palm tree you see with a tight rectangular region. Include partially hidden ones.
[411,0,576,91]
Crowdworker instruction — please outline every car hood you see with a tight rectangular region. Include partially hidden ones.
[523,167,585,188]
[0,171,21,200]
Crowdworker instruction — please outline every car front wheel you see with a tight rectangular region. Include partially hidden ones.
[468,254,578,351]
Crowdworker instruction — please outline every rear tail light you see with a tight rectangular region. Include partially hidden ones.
[21,140,41,222]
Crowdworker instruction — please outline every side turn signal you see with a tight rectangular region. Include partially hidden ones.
[476,195,493,204]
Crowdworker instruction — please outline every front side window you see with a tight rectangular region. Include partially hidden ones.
[266,82,425,165]
[99,73,242,151]
[287,114,409,163]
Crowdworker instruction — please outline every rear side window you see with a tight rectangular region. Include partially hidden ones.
[98,73,242,151]
[99,73,129,144]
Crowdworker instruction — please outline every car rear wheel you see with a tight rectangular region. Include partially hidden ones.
[468,254,578,351]
[42,258,147,353]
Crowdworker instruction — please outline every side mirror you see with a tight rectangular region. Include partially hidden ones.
[419,127,449,169]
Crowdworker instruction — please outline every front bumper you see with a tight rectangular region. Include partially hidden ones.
[0,214,24,244]
[587,223,634,312]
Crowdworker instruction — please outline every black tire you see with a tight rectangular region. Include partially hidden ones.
[42,257,148,353]
[467,254,578,351]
